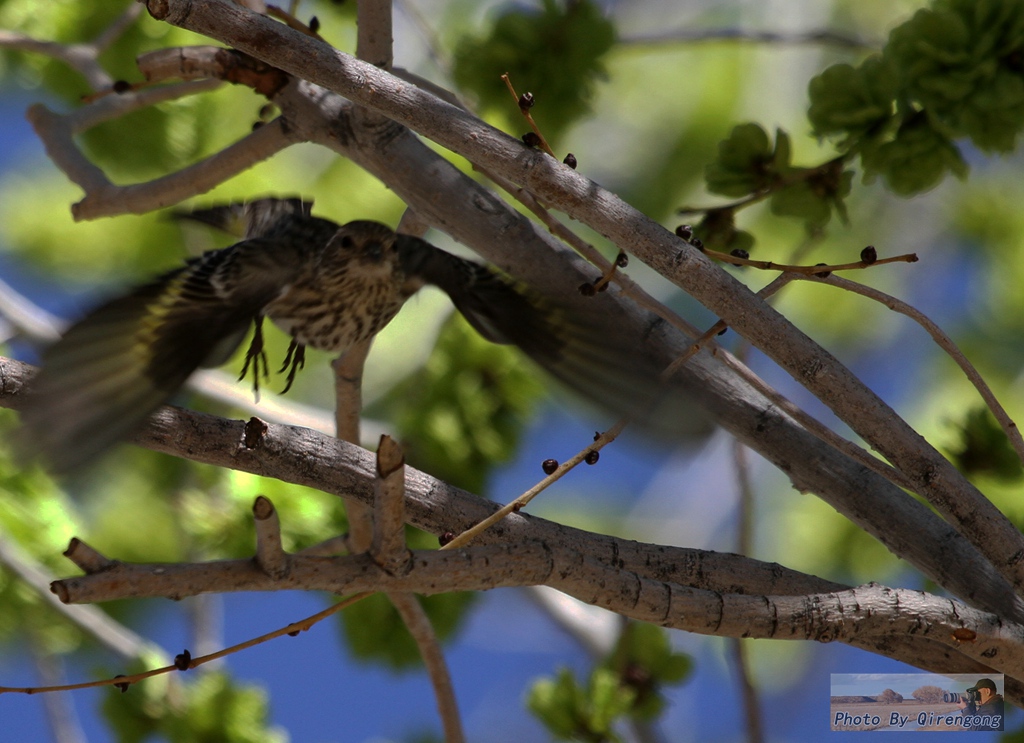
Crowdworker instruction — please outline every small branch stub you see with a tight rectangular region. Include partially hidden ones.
[371,435,412,575]
[253,495,290,580]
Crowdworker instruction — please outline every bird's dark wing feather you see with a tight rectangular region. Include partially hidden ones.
[171,196,313,239]
[396,236,709,438]
[19,239,296,472]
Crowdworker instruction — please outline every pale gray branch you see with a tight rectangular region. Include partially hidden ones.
[619,27,874,50]
[49,536,1024,689]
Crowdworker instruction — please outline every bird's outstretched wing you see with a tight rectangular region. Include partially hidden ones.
[19,239,299,473]
[396,235,709,438]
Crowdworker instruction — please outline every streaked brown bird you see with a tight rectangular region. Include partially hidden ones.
[19,197,705,472]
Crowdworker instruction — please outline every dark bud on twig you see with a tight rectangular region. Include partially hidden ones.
[309,16,320,33]
[439,531,455,546]
[717,327,728,336]
[288,629,301,636]
[563,153,578,169]
[174,650,192,671]
[690,237,704,251]
[252,121,264,131]
[542,458,559,475]
[730,248,750,260]
[518,92,535,110]
[522,131,542,147]
[814,262,832,278]
[259,103,276,119]
[593,431,601,441]
[860,245,877,264]
[615,252,629,268]
[113,675,131,693]
[584,450,600,465]
[578,282,597,297]
[112,80,132,94]
[675,224,693,241]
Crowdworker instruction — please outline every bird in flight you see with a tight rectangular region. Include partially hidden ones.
[19,197,706,472]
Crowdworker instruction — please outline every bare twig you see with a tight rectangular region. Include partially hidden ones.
[706,247,918,274]
[501,73,556,159]
[809,273,1024,465]
[619,27,875,50]
[443,418,628,550]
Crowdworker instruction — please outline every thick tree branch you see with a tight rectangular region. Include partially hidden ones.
[0,352,1008,696]
[49,533,1024,693]
[2,351,1020,630]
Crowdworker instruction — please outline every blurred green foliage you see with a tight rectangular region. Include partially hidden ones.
[807,0,1024,195]
[948,406,1024,481]
[378,313,544,494]
[340,589,476,670]
[453,0,615,140]
[103,669,287,743]
[527,622,691,740]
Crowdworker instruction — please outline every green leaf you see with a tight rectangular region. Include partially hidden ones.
[860,114,968,195]
[807,57,897,142]
[704,123,776,197]
[769,165,853,229]
[587,667,634,735]
[694,208,755,253]
[527,668,584,738]
[104,670,287,743]
[527,666,631,742]
[604,623,692,720]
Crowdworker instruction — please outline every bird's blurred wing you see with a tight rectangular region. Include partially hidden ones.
[172,196,313,239]
[397,236,711,439]
[19,241,290,472]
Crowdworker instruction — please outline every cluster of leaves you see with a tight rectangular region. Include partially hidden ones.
[453,0,615,140]
[700,123,853,249]
[697,0,1024,252]
[527,623,691,741]
[808,0,1024,194]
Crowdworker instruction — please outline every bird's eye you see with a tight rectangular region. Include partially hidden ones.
[339,235,354,249]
